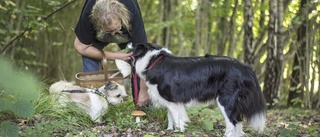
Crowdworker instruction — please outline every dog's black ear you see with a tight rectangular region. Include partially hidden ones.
[132,43,149,57]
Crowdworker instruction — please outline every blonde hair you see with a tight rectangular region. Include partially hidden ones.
[90,0,131,32]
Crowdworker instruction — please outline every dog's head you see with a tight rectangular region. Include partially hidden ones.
[98,81,128,105]
[131,43,171,74]
[132,43,169,60]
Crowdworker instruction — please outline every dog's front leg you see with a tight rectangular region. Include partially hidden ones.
[176,104,189,132]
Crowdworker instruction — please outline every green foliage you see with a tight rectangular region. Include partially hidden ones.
[11,100,35,118]
[0,59,40,102]
[20,119,79,137]
[187,106,223,132]
[103,99,142,130]
[0,121,19,137]
[279,123,298,137]
[0,0,82,82]
[0,58,40,137]
[12,92,320,136]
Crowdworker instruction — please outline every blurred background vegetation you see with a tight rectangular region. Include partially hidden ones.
[0,0,319,113]
[0,0,319,136]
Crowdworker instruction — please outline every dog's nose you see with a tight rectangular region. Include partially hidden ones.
[123,95,129,101]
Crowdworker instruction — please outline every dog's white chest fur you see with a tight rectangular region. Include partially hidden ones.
[86,93,108,122]
[145,83,168,108]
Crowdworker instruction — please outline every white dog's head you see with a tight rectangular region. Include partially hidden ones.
[98,81,128,105]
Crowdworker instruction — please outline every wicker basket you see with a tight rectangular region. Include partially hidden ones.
[75,59,127,88]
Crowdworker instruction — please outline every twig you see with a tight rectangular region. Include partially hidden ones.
[1,0,80,53]
[1,27,32,54]
[43,0,79,21]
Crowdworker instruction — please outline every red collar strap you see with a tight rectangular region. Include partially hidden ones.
[147,55,164,71]
[130,56,135,61]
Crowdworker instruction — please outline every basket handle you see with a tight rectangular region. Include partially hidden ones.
[101,51,109,81]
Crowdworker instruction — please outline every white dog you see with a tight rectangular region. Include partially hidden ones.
[49,80,128,122]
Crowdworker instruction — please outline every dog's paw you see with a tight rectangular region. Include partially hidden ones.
[240,131,246,137]
[172,127,185,133]
[166,127,173,131]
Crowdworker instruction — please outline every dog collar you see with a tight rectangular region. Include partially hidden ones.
[147,55,164,71]
[130,56,136,67]
[89,88,110,104]
[62,90,87,93]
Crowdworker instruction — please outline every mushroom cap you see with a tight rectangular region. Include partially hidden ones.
[131,110,146,116]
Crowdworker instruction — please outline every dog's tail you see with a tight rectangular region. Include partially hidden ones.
[49,81,64,94]
[240,69,266,133]
[49,81,83,94]
[248,110,266,132]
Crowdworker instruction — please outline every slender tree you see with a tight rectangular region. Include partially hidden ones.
[214,0,231,55]
[243,0,254,66]
[195,0,210,56]
[276,0,285,106]
[263,0,280,108]
[227,0,239,57]
[287,0,308,107]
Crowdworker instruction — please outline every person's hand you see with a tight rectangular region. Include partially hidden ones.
[104,50,132,61]
[137,89,150,107]
[115,51,132,61]
[137,80,150,107]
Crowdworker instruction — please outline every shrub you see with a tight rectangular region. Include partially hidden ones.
[0,58,40,137]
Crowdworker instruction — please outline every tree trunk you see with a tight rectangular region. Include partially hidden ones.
[214,0,230,55]
[263,0,280,108]
[156,0,164,45]
[194,0,202,55]
[162,0,173,48]
[259,0,266,30]
[243,0,254,66]
[227,0,239,57]
[177,0,184,56]
[317,45,320,108]
[276,0,284,107]
[287,0,307,107]
[194,0,209,56]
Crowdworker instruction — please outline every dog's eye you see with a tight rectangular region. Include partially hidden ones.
[116,94,121,98]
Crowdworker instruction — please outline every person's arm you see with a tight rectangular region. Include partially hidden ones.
[74,36,132,61]
[136,78,150,107]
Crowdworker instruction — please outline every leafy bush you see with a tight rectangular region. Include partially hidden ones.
[0,58,41,137]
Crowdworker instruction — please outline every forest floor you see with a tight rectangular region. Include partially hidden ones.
[16,106,320,137]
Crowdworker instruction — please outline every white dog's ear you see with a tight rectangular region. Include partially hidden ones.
[104,81,118,90]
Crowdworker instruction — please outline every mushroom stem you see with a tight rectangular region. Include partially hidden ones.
[135,116,141,123]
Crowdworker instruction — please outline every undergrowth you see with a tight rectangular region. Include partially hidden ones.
[18,94,320,137]
[1,85,320,137]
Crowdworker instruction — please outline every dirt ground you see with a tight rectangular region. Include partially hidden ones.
[39,108,319,137]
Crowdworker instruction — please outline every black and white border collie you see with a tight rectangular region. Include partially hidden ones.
[131,43,266,137]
